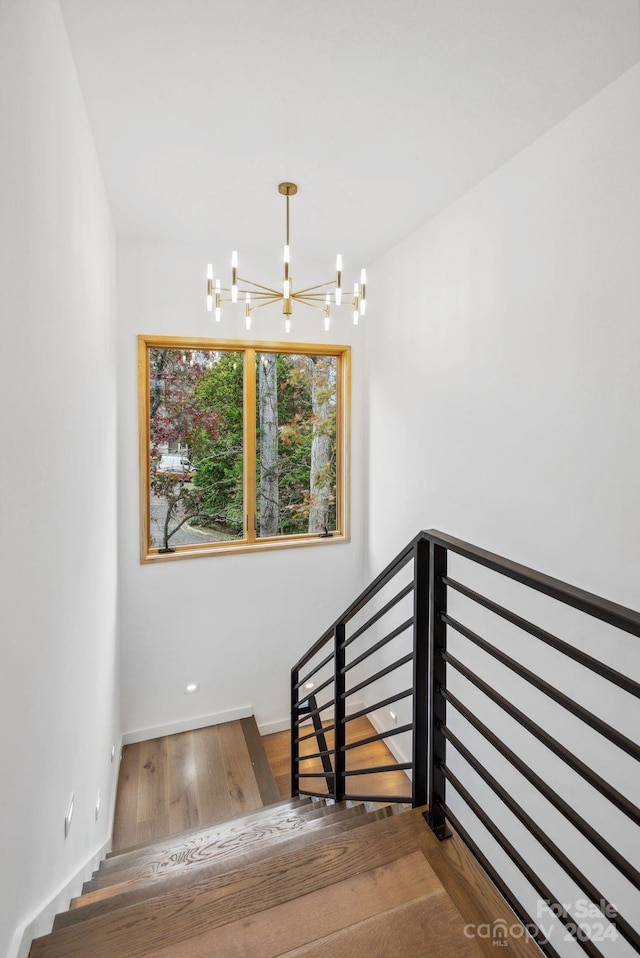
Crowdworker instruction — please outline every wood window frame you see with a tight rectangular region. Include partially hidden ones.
[138,335,351,563]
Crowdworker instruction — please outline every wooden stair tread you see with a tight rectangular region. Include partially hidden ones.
[55,812,410,929]
[91,802,346,884]
[35,809,426,956]
[277,890,485,958]
[101,851,443,958]
[72,808,400,911]
[86,801,374,891]
[104,795,314,860]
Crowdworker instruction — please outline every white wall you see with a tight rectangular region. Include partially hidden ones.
[367,64,640,601]
[117,241,367,738]
[365,66,640,954]
[0,2,120,956]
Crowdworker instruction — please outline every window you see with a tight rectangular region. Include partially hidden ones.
[138,336,350,561]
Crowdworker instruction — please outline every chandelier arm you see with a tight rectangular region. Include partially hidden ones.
[293,298,331,312]
[293,280,337,296]
[251,297,283,310]
[244,291,284,300]
[237,277,281,295]
[293,293,356,305]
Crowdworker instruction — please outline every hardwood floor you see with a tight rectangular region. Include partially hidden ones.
[112,717,278,852]
[262,716,412,801]
[113,715,410,852]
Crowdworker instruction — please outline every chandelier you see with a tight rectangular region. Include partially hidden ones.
[206,182,366,333]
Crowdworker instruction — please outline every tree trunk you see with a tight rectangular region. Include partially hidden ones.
[259,353,279,536]
[307,357,334,533]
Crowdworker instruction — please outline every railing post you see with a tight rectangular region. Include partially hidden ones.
[290,667,299,799]
[412,537,429,807]
[428,540,452,838]
[334,622,346,802]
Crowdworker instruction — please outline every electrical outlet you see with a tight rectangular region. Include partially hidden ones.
[95,789,101,822]
[389,710,397,724]
[110,744,115,763]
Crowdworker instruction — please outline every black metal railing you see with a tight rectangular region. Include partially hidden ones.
[290,529,640,957]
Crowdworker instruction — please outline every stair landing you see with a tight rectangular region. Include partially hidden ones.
[112,716,279,850]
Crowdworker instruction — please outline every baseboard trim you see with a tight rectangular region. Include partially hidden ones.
[122,704,254,745]
[257,700,367,738]
[8,836,111,958]
[258,717,290,736]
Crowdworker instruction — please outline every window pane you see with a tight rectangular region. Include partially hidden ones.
[148,348,244,550]
[256,352,338,538]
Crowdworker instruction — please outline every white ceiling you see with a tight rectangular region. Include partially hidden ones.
[59,0,639,271]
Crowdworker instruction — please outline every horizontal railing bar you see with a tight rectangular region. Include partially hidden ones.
[296,723,336,744]
[294,698,335,722]
[443,613,640,761]
[442,766,604,958]
[425,528,640,638]
[442,728,638,952]
[441,687,640,891]
[343,763,412,776]
[341,618,413,674]
[443,576,640,698]
[343,689,413,724]
[343,653,414,699]
[295,650,335,691]
[293,674,334,708]
[442,805,563,958]
[299,748,336,762]
[342,582,414,649]
[298,771,336,779]
[292,536,418,673]
[343,793,413,803]
[342,723,414,752]
[442,650,640,824]
[339,542,415,627]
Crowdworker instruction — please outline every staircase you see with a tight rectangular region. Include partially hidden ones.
[27,711,535,958]
[27,793,512,958]
[28,528,638,957]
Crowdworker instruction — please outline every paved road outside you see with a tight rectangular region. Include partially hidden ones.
[150,493,232,547]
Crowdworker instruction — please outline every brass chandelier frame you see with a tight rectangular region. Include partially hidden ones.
[207,182,366,333]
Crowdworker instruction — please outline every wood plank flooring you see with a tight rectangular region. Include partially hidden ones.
[112,717,274,851]
[262,716,413,801]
